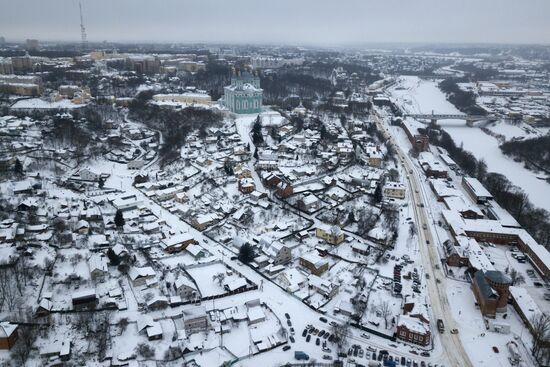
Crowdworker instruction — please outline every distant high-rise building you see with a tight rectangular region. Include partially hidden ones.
[223,69,263,114]
[0,37,5,45]
[25,39,38,51]
[12,52,33,73]
[0,58,13,75]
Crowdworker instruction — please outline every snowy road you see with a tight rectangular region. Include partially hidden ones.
[372,110,472,367]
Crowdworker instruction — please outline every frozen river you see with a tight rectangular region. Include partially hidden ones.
[389,75,550,212]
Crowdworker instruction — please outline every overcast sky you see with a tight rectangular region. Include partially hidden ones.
[1,0,549,45]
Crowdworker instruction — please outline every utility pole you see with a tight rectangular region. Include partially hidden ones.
[79,1,88,49]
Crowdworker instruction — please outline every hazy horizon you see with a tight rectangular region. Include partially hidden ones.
[1,0,550,46]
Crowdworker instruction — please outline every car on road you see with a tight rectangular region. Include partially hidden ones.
[361,332,371,339]
[450,329,458,334]
[437,319,445,333]
[426,240,430,244]
[492,346,499,353]
[230,256,238,260]
[436,278,441,283]
[319,317,328,323]
[283,345,291,351]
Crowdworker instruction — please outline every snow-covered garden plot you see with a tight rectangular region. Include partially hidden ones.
[232,203,309,238]
[361,277,403,335]
[186,261,252,299]
[320,185,353,204]
[285,191,326,214]
[330,240,380,265]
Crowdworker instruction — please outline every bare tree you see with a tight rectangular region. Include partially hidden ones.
[531,313,550,363]
[331,321,350,357]
[212,273,225,286]
[409,222,417,238]
[376,301,392,329]
[136,342,155,358]
[11,325,37,365]
[509,268,525,286]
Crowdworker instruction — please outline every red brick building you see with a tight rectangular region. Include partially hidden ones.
[472,270,511,318]
[396,315,431,346]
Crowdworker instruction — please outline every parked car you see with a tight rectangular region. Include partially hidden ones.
[316,338,320,346]
[450,329,458,334]
[283,345,291,351]
[302,329,308,337]
[285,313,290,319]
[492,346,499,353]
[420,352,430,357]
[318,330,325,337]
[319,317,328,323]
[322,355,332,360]
[289,336,295,343]
[306,335,311,342]
[361,332,371,339]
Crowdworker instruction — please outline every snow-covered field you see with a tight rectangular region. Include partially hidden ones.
[389,76,550,212]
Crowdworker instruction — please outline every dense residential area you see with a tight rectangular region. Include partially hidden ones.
[1,12,550,367]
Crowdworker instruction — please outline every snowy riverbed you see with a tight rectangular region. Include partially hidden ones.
[389,75,550,212]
